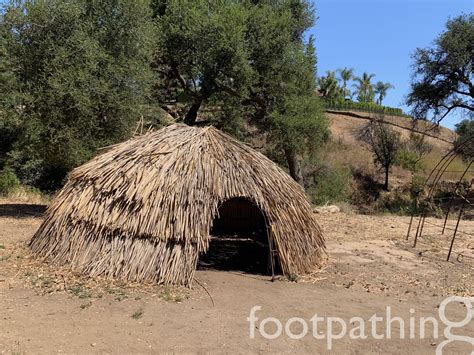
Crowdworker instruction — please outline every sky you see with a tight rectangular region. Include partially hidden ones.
[310,0,473,129]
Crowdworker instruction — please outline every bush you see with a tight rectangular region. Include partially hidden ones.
[373,175,444,216]
[395,150,423,172]
[454,118,474,162]
[306,162,352,205]
[374,190,413,215]
[0,168,20,194]
[410,175,426,197]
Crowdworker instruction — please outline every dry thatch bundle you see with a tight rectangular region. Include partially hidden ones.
[30,124,326,285]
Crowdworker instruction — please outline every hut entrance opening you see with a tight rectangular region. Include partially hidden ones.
[199,198,279,275]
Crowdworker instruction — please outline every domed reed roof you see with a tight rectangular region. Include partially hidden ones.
[30,124,326,285]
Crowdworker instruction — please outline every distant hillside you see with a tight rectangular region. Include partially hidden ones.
[325,110,469,185]
[327,110,456,150]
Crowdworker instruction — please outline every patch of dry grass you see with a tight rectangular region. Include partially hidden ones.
[1,186,51,205]
[421,150,472,181]
[0,241,189,302]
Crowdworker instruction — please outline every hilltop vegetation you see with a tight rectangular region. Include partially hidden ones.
[318,68,395,106]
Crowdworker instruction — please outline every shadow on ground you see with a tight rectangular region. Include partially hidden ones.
[0,204,47,218]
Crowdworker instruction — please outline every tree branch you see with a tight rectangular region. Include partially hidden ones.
[159,104,178,118]
[452,88,471,97]
[170,63,187,92]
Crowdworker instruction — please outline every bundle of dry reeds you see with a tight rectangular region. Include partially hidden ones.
[30,124,327,285]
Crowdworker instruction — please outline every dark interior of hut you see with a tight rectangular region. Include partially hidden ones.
[198,198,281,275]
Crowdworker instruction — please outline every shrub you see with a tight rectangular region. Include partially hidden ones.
[0,168,20,194]
[373,176,443,216]
[454,118,474,162]
[395,150,423,172]
[410,175,426,198]
[306,162,352,205]
[374,190,413,215]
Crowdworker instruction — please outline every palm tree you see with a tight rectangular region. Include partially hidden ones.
[374,81,394,105]
[337,67,354,99]
[318,71,343,100]
[353,72,376,103]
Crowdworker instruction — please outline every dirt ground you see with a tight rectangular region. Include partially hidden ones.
[1,199,473,354]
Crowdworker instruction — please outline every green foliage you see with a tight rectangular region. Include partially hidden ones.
[375,194,410,215]
[374,81,394,105]
[306,35,318,79]
[0,22,20,171]
[324,100,408,117]
[394,132,432,173]
[395,150,423,172]
[153,0,324,184]
[318,71,344,100]
[269,93,328,184]
[353,72,376,103]
[375,184,443,217]
[242,0,318,120]
[245,0,324,183]
[0,168,20,194]
[153,0,317,126]
[1,0,327,190]
[1,0,157,189]
[362,119,402,190]
[307,163,352,205]
[154,0,253,124]
[454,118,474,161]
[406,132,432,159]
[407,14,474,122]
[270,95,329,156]
[337,67,354,99]
[319,68,399,114]
[368,175,426,215]
[410,175,426,198]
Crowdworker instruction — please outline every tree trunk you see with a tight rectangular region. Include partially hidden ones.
[184,98,202,125]
[284,148,303,186]
[384,166,390,191]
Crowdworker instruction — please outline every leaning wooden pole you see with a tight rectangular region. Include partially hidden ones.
[411,148,454,246]
[442,161,472,234]
[447,178,472,261]
[447,201,466,262]
[417,152,458,240]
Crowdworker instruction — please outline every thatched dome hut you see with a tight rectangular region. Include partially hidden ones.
[30,124,326,285]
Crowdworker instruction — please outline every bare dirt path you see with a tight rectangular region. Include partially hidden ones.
[1,199,473,354]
